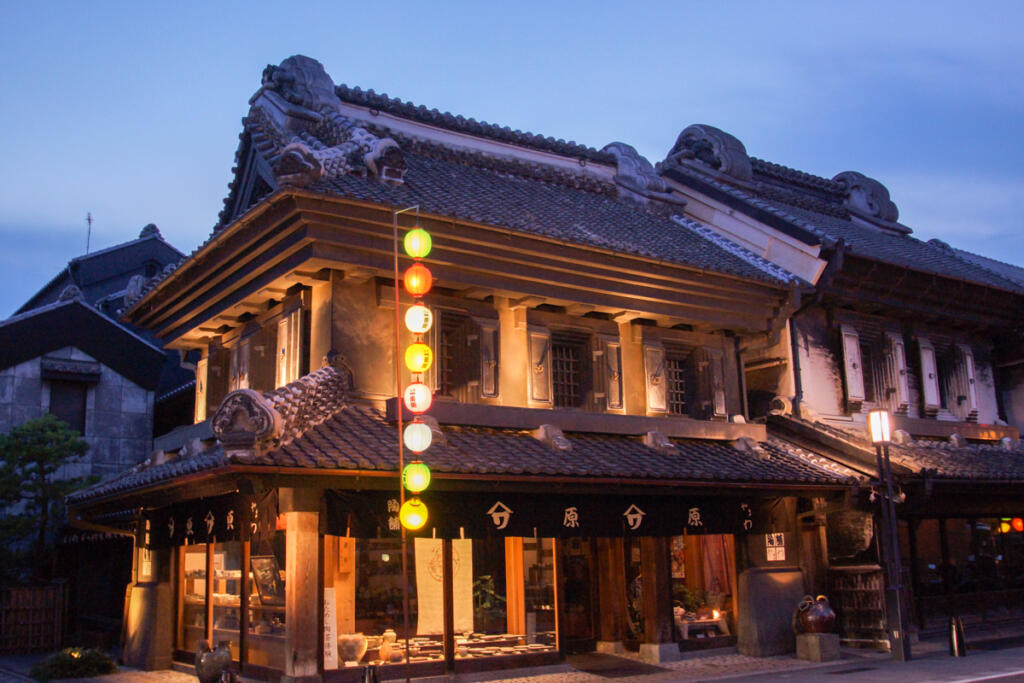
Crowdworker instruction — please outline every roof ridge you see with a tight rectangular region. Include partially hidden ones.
[334,83,614,164]
[749,156,845,194]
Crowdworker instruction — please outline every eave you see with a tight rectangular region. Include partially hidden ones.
[126,191,795,348]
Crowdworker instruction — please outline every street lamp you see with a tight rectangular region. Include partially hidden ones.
[867,409,912,661]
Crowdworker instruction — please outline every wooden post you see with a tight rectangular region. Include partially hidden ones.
[281,487,322,683]
[595,537,626,650]
[639,536,678,663]
[443,539,455,671]
[205,544,214,645]
[240,541,250,666]
[505,537,526,635]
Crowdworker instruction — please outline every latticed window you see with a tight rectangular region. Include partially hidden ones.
[666,357,688,415]
[436,311,478,401]
[552,336,586,408]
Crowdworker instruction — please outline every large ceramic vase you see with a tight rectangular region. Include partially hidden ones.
[338,633,368,663]
[796,594,836,633]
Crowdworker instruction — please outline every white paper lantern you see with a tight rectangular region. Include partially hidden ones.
[403,421,433,453]
[403,382,433,414]
[405,304,434,334]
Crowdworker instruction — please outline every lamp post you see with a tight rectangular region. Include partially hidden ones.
[867,409,912,662]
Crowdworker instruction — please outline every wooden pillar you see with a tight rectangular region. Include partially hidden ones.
[282,488,321,683]
[442,540,455,671]
[205,544,215,645]
[638,536,678,663]
[595,537,626,651]
[505,537,526,635]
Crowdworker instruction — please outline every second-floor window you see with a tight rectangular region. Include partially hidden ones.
[551,332,590,408]
[665,355,689,415]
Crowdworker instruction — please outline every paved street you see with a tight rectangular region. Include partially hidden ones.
[3,640,1024,682]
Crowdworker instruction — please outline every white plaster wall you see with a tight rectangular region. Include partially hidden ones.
[793,311,845,419]
[973,351,999,425]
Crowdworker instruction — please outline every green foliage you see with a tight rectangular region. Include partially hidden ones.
[0,414,91,583]
[29,646,116,681]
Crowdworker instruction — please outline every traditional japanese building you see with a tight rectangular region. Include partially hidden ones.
[655,124,1024,643]
[68,57,858,681]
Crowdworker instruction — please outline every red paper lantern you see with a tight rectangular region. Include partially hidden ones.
[1013,517,1024,533]
[404,263,433,297]
[403,382,433,413]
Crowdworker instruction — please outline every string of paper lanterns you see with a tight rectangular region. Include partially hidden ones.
[399,226,435,531]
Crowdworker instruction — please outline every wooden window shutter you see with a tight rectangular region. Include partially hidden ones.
[477,319,499,399]
[917,337,941,417]
[277,309,304,387]
[840,324,865,409]
[954,344,979,422]
[230,339,250,391]
[195,357,208,422]
[644,343,667,414]
[599,336,623,410]
[707,348,728,420]
[528,327,552,404]
[885,332,910,414]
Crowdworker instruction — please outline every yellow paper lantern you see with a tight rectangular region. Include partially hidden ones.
[402,460,432,493]
[400,497,428,530]
[405,304,434,334]
[403,420,433,453]
[405,343,433,373]
[404,227,432,259]
[403,382,433,413]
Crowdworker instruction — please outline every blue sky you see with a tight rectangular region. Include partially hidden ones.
[2,1,1023,317]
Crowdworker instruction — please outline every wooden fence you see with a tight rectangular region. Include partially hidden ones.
[0,583,68,654]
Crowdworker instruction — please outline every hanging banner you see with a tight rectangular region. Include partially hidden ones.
[325,490,767,539]
[144,490,278,549]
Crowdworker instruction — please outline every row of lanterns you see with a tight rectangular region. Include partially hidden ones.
[399,226,435,531]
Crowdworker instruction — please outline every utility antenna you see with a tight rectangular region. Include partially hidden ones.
[86,212,93,254]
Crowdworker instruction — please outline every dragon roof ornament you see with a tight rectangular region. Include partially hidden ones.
[661,124,752,183]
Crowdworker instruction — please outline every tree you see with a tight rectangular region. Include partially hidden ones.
[0,414,90,583]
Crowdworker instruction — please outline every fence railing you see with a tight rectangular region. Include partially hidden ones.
[0,583,68,654]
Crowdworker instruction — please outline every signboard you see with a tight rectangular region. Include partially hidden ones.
[326,491,771,539]
[323,588,338,670]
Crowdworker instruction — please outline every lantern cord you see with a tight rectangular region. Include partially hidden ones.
[393,205,417,683]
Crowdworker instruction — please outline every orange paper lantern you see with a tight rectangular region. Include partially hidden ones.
[404,263,433,296]
[1013,518,1024,533]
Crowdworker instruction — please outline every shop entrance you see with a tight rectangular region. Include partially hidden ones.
[558,537,598,654]
[667,533,736,649]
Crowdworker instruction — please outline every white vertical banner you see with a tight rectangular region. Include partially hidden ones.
[323,587,338,670]
[415,538,445,635]
[452,539,474,634]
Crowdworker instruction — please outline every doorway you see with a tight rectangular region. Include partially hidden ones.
[559,537,598,653]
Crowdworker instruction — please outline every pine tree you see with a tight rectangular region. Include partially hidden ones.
[0,414,90,583]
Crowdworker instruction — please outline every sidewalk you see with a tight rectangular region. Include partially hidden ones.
[4,638,1024,683]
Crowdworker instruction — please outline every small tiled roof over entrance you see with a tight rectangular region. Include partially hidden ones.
[70,368,852,507]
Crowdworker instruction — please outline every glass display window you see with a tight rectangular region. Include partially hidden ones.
[211,542,242,661]
[178,544,208,654]
[246,528,286,670]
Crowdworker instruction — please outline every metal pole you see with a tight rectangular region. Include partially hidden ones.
[393,206,414,682]
[877,442,911,661]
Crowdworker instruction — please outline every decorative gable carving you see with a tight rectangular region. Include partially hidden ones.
[602,142,686,211]
[261,55,340,113]
[211,388,281,451]
[833,171,908,232]
[661,124,752,182]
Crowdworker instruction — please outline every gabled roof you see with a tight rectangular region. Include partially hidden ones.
[17,224,184,315]
[658,125,1024,296]
[0,297,167,390]
[204,56,800,288]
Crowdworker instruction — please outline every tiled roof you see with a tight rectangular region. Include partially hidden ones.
[307,150,792,284]
[769,414,1024,482]
[260,402,852,485]
[67,450,226,504]
[662,140,1024,295]
[333,84,614,164]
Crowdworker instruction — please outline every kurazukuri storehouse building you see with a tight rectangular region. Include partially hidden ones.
[654,124,1024,644]
[69,56,860,681]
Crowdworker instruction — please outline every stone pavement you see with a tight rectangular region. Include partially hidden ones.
[4,640,1024,682]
